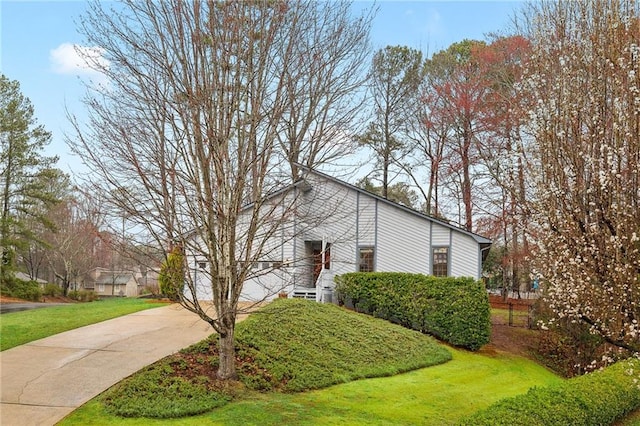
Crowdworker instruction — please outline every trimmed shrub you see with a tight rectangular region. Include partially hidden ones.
[334,272,490,351]
[43,283,62,297]
[458,359,640,425]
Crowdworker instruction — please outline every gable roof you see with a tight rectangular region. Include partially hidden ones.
[300,167,492,246]
[188,166,492,252]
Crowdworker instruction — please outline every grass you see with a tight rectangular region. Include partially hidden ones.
[235,298,453,391]
[59,299,563,425]
[0,297,166,351]
[96,299,452,418]
[59,348,562,425]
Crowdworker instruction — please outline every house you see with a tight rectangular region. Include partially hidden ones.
[82,267,158,297]
[15,272,48,288]
[187,168,491,303]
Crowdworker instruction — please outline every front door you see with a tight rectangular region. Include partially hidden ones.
[312,248,323,285]
[306,241,331,287]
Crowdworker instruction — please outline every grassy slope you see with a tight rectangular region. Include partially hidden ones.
[60,299,562,425]
[236,299,453,391]
[60,348,561,426]
[96,299,452,418]
[0,298,165,351]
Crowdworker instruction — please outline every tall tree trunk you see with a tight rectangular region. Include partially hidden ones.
[461,125,473,231]
[216,311,237,380]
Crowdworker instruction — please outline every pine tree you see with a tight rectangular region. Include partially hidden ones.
[0,74,59,284]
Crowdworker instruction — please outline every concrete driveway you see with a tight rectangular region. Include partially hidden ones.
[0,303,215,426]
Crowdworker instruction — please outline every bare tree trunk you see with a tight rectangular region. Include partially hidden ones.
[217,312,237,380]
[461,123,473,231]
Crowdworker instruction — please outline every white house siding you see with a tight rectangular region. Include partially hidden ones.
[376,202,430,273]
[431,223,451,246]
[189,252,213,301]
[299,177,359,286]
[450,231,480,278]
[187,170,490,302]
[357,191,376,247]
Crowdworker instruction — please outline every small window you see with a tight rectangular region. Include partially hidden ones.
[432,247,449,277]
[272,261,283,269]
[262,262,270,270]
[197,261,207,270]
[358,247,375,272]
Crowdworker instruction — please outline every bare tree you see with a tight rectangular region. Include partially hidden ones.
[423,40,491,231]
[69,0,373,380]
[473,35,533,298]
[358,45,424,199]
[44,188,105,294]
[404,77,454,218]
[276,2,373,179]
[518,0,640,354]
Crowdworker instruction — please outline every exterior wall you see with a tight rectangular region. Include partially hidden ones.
[376,201,430,273]
[431,223,451,246]
[356,191,376,247]
[298,175,359,287]
[450,231,481,278]
[186,171,488,302]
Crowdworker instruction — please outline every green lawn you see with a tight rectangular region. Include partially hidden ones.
[60,348,562,426]
[0,298,166,351]
[59,299,563,425]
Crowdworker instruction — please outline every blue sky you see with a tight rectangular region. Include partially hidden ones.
[1,1,523,175]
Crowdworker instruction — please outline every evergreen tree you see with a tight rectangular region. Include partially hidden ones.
[0,74,59,284]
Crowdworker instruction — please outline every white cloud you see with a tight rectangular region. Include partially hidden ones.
[50,43,109,85]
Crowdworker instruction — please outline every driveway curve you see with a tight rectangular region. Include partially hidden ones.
[0,303,215,426]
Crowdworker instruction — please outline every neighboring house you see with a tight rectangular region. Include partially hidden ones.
[82,267,158,297]
[15,272,48,288]
[187,168,492,303]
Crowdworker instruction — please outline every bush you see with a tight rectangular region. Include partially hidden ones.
[43,283,62,297]
[0,275,42,301]
[68,289,98,302]
[334,272,491,351]
[159,246,185,301]
[458,359,640,425]
[532,299,622,377]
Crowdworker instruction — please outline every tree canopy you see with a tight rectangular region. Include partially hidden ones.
[0,74,59,284]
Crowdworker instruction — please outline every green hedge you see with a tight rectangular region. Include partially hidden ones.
[334,273,490,351]
[459,359,640,425]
